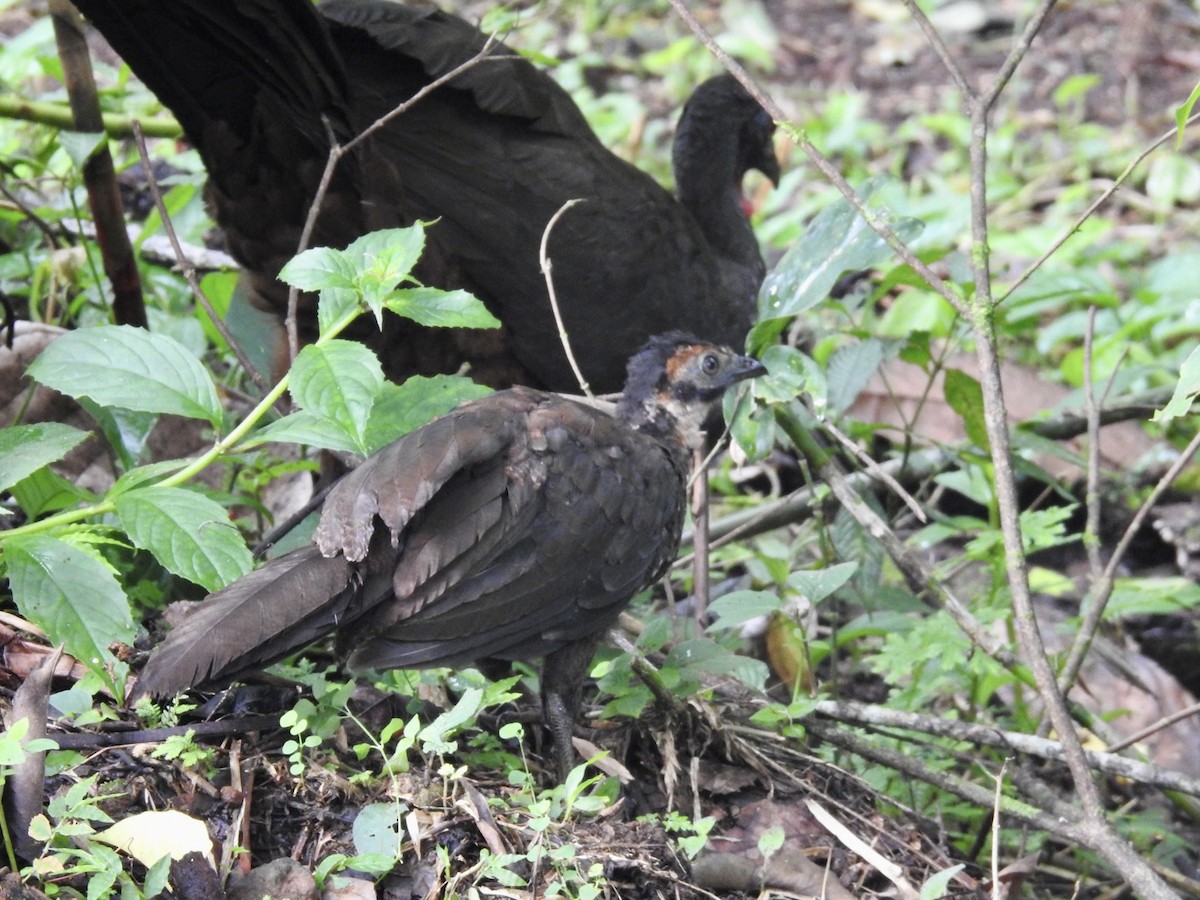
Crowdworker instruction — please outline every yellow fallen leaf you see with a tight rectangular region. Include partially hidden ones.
[93,810,214,869]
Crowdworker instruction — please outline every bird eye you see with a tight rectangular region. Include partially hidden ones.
[701,353,720,374]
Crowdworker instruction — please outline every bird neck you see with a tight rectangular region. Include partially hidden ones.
[672,121,758,265]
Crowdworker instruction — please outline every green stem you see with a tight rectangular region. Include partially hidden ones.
[0,308,362,543]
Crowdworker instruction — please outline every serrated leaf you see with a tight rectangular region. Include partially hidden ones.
[27,325,222,427]
[0,423,90,492]
[363,376,492,454]
[278,246,358,292]
[346,226,426,312]
[251,410,364,455]
[8,467,94,518]
[384,287,501,330]
[757,176,924,325]
[942,368,989,450]
[5,534,134,686]
[289,340,384,454]
[115,487,252,591]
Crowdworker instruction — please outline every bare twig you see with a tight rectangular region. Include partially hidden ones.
[813,700,1200,797]
[284,38,502,369]
[1083,308,1103,579]
[691,446,710,623]
[1000,111,1200,303]
[131,122,268,392]
[898,0,976,101]
[1059,426,1200,695]
[538,198,592,398]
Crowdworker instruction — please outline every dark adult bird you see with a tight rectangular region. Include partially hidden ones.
[70,0,779,390]
[132,334,766,776]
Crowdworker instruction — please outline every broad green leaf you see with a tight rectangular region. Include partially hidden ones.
[115,487,252,591]
[384,287,501,330]
[352,803,406,859]
[78,398,158,472]
[9,467,95,518]
[665,639,768,691]
[942,368,989,451]
[5,534,134,686]
[0,423,89,492]
[787,562,859,604]
[825,339,886,415]
[289,340,384,454]
[363,376,491,454]
[1153,344,1200,423]
[706,590,784,631]
[755,176,924,331]
[251,410,363,456]
[27,326,222,427]
[278,246,358,293]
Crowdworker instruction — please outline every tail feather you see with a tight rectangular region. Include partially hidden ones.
[132,545,357,699]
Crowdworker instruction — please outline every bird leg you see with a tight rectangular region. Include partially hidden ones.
[540,636,600,781]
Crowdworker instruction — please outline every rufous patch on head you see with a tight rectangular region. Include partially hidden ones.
[664,343,705,381]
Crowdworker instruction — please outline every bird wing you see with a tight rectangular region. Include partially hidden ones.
[344,396,688,670]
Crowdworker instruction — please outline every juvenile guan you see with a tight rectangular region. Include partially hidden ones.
[70,0,779,390]
[132,334,765,775]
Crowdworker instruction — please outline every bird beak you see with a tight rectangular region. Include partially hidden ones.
[727,355,767,387]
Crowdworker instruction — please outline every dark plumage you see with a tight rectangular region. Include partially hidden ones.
[133,334,765,775]
[72,0,779,390]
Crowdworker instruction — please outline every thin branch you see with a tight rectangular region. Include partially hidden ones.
[1000,111,1200,303]
[284,38,502,369]
[977,0,1060,112]
[1083,308,1103,579]
[538,198,592,398]
[813,700,1200,797]
[1059,425,1200,694]
[898,0,976,102]
[131,122,268,393]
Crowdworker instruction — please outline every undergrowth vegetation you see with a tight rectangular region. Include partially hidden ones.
[1,0,1199,896]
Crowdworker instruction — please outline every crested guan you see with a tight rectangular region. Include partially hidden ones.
[132,333,766,776]
[70,0,779,390]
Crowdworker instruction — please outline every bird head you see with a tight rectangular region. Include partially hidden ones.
[617,331,766,447]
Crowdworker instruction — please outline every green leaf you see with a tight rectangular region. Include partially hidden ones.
[252,410,364,455]
[9,467,96,518]
[346,227,427,315]
[363,376,492,454]
[787,562,859,604]
[706,591,784,631]
[920,864,966,900]
[1178,80,1200,147]
[1152,344,1200,423]
[289,341,385,455]
[278,246,359,293]
[5,534,134,687]
[0,423,89,492]
[755,175,924,331]
[115,487,252,592]
[942,368,989,451]
[384,287,501,330]
[27,325,223,427]
[825,339,886,415]
[59,130,107,167]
